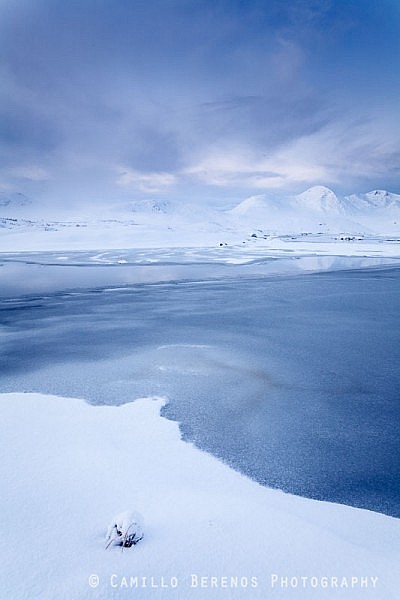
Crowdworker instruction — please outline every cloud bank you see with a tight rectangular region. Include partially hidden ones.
[0,0,399,207]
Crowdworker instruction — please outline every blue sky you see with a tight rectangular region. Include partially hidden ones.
[0,0,399,207]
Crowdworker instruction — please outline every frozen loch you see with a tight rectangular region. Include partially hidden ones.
[0,261,399,599]
[1,264,399,515]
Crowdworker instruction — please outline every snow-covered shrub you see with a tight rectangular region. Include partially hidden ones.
[105,510,144,549]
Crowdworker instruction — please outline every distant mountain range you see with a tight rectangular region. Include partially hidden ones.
[232,186,400,216]
[2,186,399,216]
[0,186,399,241]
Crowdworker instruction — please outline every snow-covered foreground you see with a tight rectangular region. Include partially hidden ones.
[1,392,399,600]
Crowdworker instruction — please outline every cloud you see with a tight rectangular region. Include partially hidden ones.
[116,168,177,194]
[280,114,400,186]
[0,0,399,204]
[5,165,50,181]
[184,146,327,191]
[184,107,400,194]
[0,164,50,196]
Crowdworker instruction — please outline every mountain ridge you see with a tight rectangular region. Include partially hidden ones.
[231,186,400,217]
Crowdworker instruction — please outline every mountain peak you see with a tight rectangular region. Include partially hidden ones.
[293,186,344,213]
[230,195,268,216]
[346,190,400,210]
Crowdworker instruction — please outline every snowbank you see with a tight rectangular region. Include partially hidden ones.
[0,393,399,599]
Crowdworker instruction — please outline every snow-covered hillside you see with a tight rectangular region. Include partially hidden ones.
[0,190,31,208]
[229,194,283,216]
[129,198,170,213]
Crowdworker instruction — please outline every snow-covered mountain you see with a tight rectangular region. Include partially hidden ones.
[292,186,346,214]
[0,191,31,208]
[129,198,170,213]
[230,186,393,218]
[0,185,398,251]
[345,190,400,211]
[227,186,399,234]
[291,186,400,214]
[229,194,282,216]
[290,186,400,214]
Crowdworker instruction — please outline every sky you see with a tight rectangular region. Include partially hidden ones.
[0,0,399,209]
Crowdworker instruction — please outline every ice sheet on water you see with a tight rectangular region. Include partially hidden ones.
[0,268,399,517]
[1,250,400,298]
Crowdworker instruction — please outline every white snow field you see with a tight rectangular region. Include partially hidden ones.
[0,392,399,600]
[0,185,399,253]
